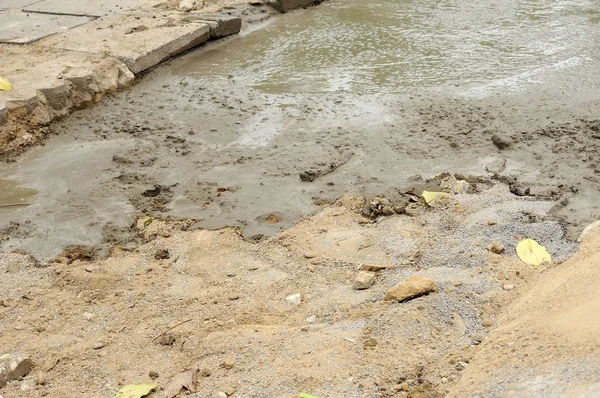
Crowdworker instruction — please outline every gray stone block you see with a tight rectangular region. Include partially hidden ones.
[41,13,211,75]
[186,14,242,38]
[117,26,210,74]
[23,0,145,17]
[269,0,324,13]
[0,12,91,44]
[38,84,72,111]
[0,0,42,10]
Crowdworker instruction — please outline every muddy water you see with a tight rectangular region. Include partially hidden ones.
[1,0,600,259]
[0,179,37,208]
[179,0,599,95]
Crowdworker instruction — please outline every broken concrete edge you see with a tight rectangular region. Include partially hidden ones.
[185,13,243,38]
[0,59,135,157]
[0,0,328,156]
[0,16,237,156]
[268,0,326,13]
[119,24,211,74]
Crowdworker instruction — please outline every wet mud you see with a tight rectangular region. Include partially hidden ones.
[1,0,600,259]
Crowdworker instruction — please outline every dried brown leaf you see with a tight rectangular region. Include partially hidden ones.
[164,367,198,398]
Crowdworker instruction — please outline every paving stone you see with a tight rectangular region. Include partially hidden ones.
[41,13,211,74]
[0,0,42,10]
[0,12,91,44]
[23,0,151,17]
[185,14,242,38]
[270,0,323,13]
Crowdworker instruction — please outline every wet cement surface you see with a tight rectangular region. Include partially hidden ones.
[2,0,600,259]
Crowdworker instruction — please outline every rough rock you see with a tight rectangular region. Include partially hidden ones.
[179,0,199,12]
[353,271,376,290]
[154,248,170,260]
[449,179,472,194]
[222,358,235,370]
[0,354,33,388]
[384,275,436,302]
[359,264,394,272]
[491,133,513,150]
[487,242,505,254]
[285,293,302,305]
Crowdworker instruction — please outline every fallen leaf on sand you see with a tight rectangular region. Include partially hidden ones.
[516,238,551,266]
[164,368,197,398]
[116,382,157,398]
[299,394,319,398]
[0,77,11,91]
[422,191,450,205]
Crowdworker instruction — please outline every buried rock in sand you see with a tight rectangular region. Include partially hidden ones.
[384,275,436,302]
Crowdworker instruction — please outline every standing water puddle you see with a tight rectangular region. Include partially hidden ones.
[176,0,598,95]
[0,179,37,210]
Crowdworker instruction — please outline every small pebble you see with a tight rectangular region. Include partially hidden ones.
[285,293,302,306]
[35,370,46,385]
[222,358,235,370]
[503,283,515,291]
[149,370,159,379]
[487,242,505,254]
[364,338,377,349]
[93,342,104,350]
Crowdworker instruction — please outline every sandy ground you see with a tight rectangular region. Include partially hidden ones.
[1,176,591,398]
[2,2,600,397]
[448,220,600,397]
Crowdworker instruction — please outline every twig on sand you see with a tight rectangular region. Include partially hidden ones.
[151,318,193,342]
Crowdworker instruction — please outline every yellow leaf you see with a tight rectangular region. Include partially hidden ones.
[516,238,551,266]
[422,191,450,205]
[116,382,157,398]
[0,77,11,91]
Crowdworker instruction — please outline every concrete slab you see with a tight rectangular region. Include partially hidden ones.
[23,0,145,17]
[269,0,323,13]
[0,45,133,111]
[0,0,42,10]
[185,13,242,38]
[0,12,91,44]
[0,43,134,153]
[41,13,211,74]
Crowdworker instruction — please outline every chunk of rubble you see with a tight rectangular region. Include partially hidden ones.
[384,275,436,302]
[0,354,33,388]
[353,271,376,290]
